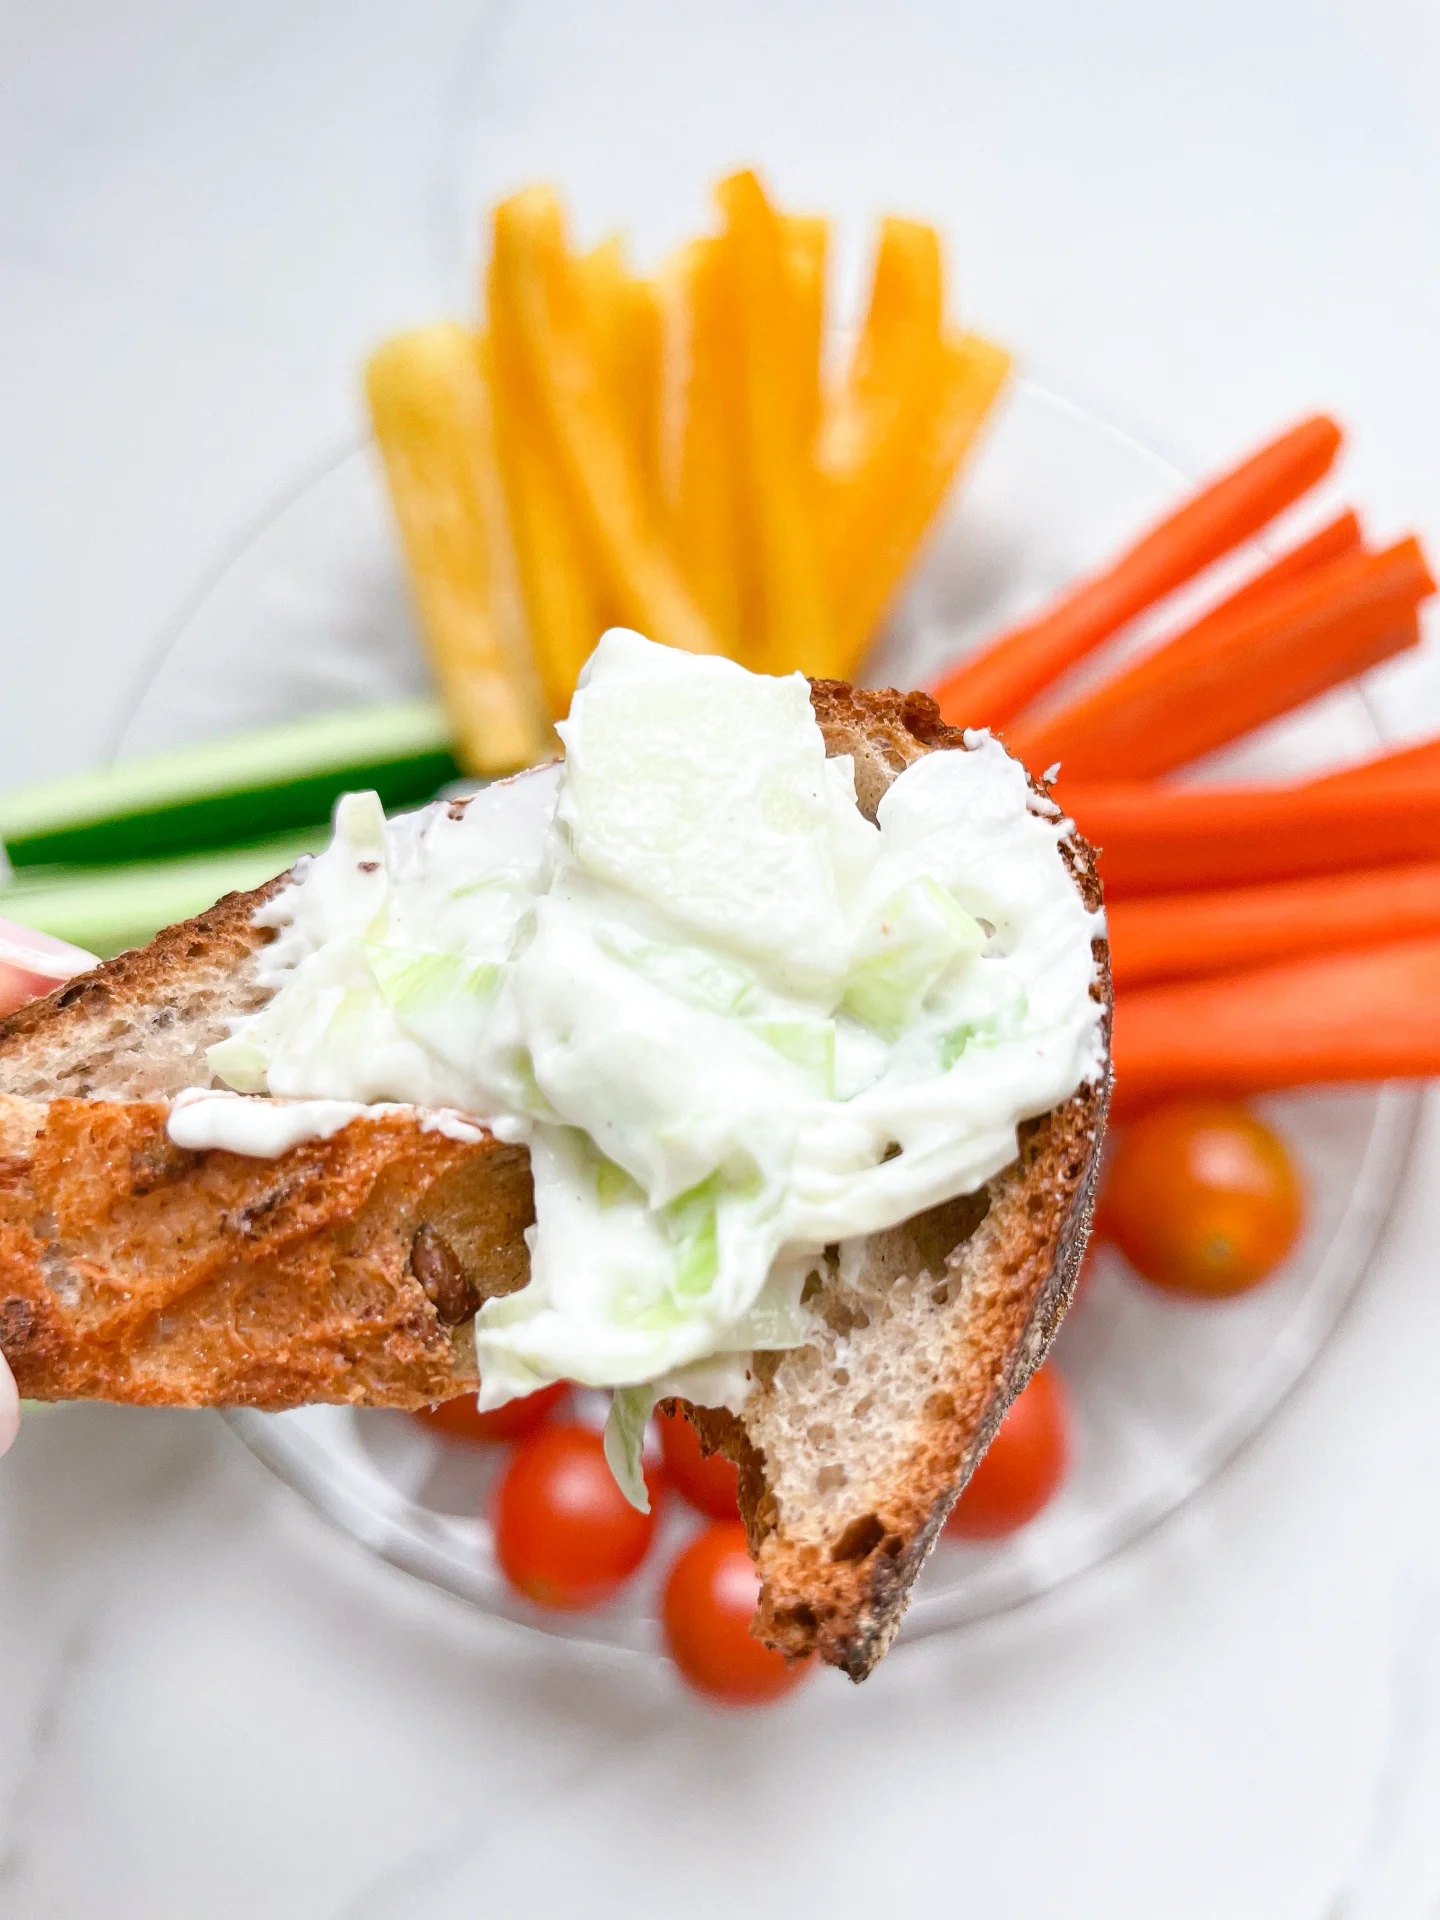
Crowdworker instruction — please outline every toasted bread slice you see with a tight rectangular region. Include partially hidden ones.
[0,682,1108,1675]
[0,884,530,1409]
[664,682,1109,1677]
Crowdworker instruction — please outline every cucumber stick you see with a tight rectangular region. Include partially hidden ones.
[0,831,329,958]
[0,698,461,869]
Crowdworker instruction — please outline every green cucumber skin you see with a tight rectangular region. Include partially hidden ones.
[3,748,460,869]
[0,698,464,870]
[0,831,329,958]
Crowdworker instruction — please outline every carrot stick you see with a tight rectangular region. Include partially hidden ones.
[1062,772,1440,897]
[933,414,1344,729]
[1107,860,1440,988]
[1184,507,1361,626]
[1111,936,1440,1117]
[1006,509,1360,773]
[1010,538,1432,780]
[1307,735,1440,793]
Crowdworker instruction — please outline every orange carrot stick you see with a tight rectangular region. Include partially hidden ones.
[1307,735,1440,793]
[1111,936,1440,1116]
[1107,860,1440,988]
[1011,538,1433,780]
[1005,509,1359,772]
[1062,772,1440,897]
[933,414,1344,729]
[1181,507,1361,628]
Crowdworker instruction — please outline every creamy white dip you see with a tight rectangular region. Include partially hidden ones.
[183,631,1105,1502]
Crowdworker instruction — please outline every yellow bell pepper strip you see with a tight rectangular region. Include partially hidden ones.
[714,169,838,678]
[488,264,608,718]
[829,329,1011,668]
[365,324,552,775]
[656,234,748,657]
[490,187,719,662]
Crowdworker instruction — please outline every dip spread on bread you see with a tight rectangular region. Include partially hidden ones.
[191,631,1105,1501]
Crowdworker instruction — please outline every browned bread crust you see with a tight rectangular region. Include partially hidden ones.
[0,1096,527,1407]
[0,878,289,1101]
[674,681,1110,1680]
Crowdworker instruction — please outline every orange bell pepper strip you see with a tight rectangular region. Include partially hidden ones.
[488,231,609,719]
[829,329,1011,672]
[714,169,836,676]
[488,332,605,718]
[576,234,665,524]
[818,215,944,490]
[365,323,552,773]
[490,187,719,663]
[782,212,829,461]
[657,234,748,656]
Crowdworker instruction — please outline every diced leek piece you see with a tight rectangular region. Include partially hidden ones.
[843,877,984,1039]
[595,1156,645,1209]
[603,1385,655,1512]
[364,943,505,1060]
[663,1171,725,1297]
[205,1029,270,1093]
[595,921,754,1018]
[0,831,327,958]
[0,700,458,871]
[747,1016,836,1095]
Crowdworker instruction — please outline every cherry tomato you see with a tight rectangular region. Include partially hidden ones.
[945,1365,1070,1541]
[1102,1100,1302,1299]
[494,1422,658,1610]
[656,1406,740,1519]
[662,1521,810,1705]
[410,1380,567,1446]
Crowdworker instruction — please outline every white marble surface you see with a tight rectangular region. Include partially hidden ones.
[4,2,1440,1913]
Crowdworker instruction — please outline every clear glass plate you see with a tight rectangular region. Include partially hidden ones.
[115,379,1419,1653]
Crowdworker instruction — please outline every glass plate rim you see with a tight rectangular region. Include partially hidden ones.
[116,375,1422,1659]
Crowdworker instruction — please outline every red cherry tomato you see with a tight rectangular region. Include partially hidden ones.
[410,1380,567,1446]
[662,1521,810,1705]
[656,1406,740,1519]
[1102,1100,1303,1299]
[946,1365,1070,1541]
[494,1423,658,1610]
